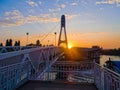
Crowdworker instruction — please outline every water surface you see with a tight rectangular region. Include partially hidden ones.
[100,55,120,66]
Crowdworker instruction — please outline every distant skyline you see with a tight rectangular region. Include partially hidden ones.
[0,0,120,49]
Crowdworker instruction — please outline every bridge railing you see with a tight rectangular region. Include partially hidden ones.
[39,61,94,83]
[0,46,39,54]
[0,46,62,67]
[94,63,120,90]
[38,61,120,90]
[0,61,34,90]
[1,46,120,90]
[0,46,63,90]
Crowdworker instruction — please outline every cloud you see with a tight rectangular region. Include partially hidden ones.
[0,19,24,27]
[48,8,61,13]
[25,14,78,23]
[26,14,60,23]
[0,10,25,27]
[56,0,60,3]
[38,1,42,5]
[26,0,38,7]
[66,14,79,19]
[60,4,66,8]
[96,1,114,5]
[5,10,23,20]
[96,0,120,6]
[71,2,77,6]
[0,9,78,27]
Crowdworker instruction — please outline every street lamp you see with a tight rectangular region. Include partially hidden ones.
[54,32,57,46]
[26,32,29,46]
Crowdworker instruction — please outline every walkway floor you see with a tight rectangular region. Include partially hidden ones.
[17,80,98,90]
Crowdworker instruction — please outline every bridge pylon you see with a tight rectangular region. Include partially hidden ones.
[58,15,68,48]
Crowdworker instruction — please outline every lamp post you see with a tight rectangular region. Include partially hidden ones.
[54,32,57,46]
[26,32,29,46]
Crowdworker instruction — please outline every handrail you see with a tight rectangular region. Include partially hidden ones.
[0,46,56,60]
[0,46,63,90]
[94,62,120,90]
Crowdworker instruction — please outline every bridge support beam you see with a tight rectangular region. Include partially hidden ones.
[58,15,68,48]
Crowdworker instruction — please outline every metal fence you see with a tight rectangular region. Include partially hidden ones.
[40,61,94,83]
[0,61,34,90]
[0,46,63,90]
[0,46,120,90]
[94,63,120,90]
[39,61,120,90]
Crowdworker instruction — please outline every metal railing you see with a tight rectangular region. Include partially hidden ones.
[0,46,38,54]
[0,46,62,67]
[40,61,94,83]
[0,61,34,90]
[0,46,120,90]
[94,63,120,90]
[39,61,120,90]
[0,46,63,90]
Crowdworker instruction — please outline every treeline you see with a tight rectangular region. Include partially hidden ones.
[102,48,120,56]
[0,39,20,47]
[27,40,42,46]
[0,39,42,47]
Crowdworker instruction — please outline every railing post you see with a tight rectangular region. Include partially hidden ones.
[101,67,104,90]
[94,62,103,90]
[0,71,1,90]
[6,67,9,90]
[27,62,30,79]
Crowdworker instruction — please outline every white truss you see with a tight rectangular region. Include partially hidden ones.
[0,46,63,90]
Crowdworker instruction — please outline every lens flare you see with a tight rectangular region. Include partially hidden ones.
[68,44,72,49]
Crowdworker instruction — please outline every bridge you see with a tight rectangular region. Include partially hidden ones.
[0,46,120,90]
[0,15,120,90]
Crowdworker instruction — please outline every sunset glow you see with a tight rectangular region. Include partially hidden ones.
[0,0,120,49]
[68,44,73,49]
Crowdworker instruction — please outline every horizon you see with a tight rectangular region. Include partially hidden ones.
[0,0,120,49]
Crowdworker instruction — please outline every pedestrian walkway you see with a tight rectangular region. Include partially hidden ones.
[17,80,98,90]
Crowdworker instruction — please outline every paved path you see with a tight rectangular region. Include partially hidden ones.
[17,80,98,90]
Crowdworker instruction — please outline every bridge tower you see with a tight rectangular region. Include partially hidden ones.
[58,15,68,48]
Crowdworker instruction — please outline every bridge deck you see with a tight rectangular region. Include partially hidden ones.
[17,80,98,90]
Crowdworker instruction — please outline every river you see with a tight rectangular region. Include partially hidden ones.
[100,55,120,66]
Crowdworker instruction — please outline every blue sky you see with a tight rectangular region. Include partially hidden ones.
[0,0,120,48]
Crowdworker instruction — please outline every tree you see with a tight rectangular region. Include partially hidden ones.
[9,39,12,46]
[14,40,21,46]
[118,48,120,51]
[6,39,9,46]
[36,40,40,46]
[5,39,13,46]
[0,43,3,46]
[14,41,17,46]
[18,40,20,46]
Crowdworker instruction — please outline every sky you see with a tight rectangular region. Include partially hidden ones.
[0,0,120,49]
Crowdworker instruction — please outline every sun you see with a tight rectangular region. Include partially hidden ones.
[68,43,73,49]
